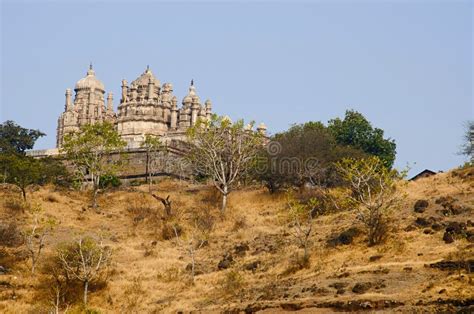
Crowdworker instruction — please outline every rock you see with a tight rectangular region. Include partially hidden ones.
[439,288,446,294]
[424,229,434,234]
[415,217,431,228]
[429,259,474,272]
[414,200,429,213]
[445,221,466,234]
[0,266,7,275]
[443,232,454,243]
[467,235,474,243]
[217,252,234,270]
[185,263,203,275]
[327,227,360,247]
[243,261,261,272]
[435,196,457,206]
[403,267,413,272]
[369,255,383,262]
[431,223,444,231]
[280,303,302,311]
[352,282,372,294]
[234,243,250,257]
[404,224,417,232]
[329,282,348,290]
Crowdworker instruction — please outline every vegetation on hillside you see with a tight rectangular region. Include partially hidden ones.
[0,115,472,313]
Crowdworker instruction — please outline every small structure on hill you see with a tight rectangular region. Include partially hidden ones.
[409,169,437,181]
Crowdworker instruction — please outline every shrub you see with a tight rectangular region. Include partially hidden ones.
[220,270,244,295]
[99,174,121,189]
[283,254,311,275]
[3,196,28,212]
[0,222,23,247]
[335,156,404,246]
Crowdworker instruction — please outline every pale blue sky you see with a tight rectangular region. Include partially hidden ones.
[1,0,472,175]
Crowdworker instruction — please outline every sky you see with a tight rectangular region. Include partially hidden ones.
[1,0,472,176]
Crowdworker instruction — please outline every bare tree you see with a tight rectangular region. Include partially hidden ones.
[23,203,55,274]
[335,156,404,246]
[57,236,112,306]
[286,194,318,261]
[152,194,172,217]
[141,134,163,192]
[173,220,206,283]
[187,116,264,212]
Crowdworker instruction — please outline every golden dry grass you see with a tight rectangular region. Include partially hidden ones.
[0,170,473,313]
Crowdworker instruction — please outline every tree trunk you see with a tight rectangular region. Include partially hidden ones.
[191,250,195,283]
[83,280,89,306]
[148,172,152,193]
[31,257,36,274]
[55,288,60,314]
[92,188,98,209]
[221,185,228,213]
[21,187,26,201]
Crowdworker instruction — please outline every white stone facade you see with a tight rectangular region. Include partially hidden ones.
[56,66,216,148]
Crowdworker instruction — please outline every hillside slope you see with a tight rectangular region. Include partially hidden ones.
[0,168,473,313]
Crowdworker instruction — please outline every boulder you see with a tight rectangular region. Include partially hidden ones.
[217,252,234,270]
[234,243,250,257]
[352,282,372,294]
[414,200,429,213]
[327,227,360,247]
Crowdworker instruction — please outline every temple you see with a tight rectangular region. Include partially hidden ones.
[56,65,255,148]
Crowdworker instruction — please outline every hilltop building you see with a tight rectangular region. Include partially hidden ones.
[56,65,263,149]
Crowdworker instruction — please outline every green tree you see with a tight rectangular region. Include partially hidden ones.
[4,155,42,201]
[140,134,163,192]
[328,110,396,168]
[459,120,473,162]
[1,155,68,201]
[0,120,45,154]
[256,121,366,192]
[187,116,263,212]
[61,122,126,209]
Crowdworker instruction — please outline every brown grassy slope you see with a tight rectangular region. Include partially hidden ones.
[0,169,473,313]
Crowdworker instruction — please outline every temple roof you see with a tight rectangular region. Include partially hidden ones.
[74,64,105,92]
[131,66,160,88]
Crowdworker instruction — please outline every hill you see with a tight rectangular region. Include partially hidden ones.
[0,168,473,313]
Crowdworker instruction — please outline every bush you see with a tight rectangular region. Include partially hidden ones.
[3,196,28,212]
[220,270,244,295]
[0,222,23,247]
[99,174,121,189]
[161,223,182,240]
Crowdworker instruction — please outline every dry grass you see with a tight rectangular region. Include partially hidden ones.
[0,170,473,313]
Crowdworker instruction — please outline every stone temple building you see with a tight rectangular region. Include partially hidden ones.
[56,65,255,149]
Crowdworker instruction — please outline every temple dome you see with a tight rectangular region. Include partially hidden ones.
[131,66,160,87]
[74,65,105,92]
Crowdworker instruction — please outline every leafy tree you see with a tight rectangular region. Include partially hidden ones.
[256,121,366,192]
[57,236,112,307]
[140,134,163,192]
[187,116,263,212]
[335,156,404,246]
[328,110,396,168]
[3,155,42,201]
[459,120,473,161]
[0,154,68,200]
[61,122,126,209]
[0,120,45,154]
